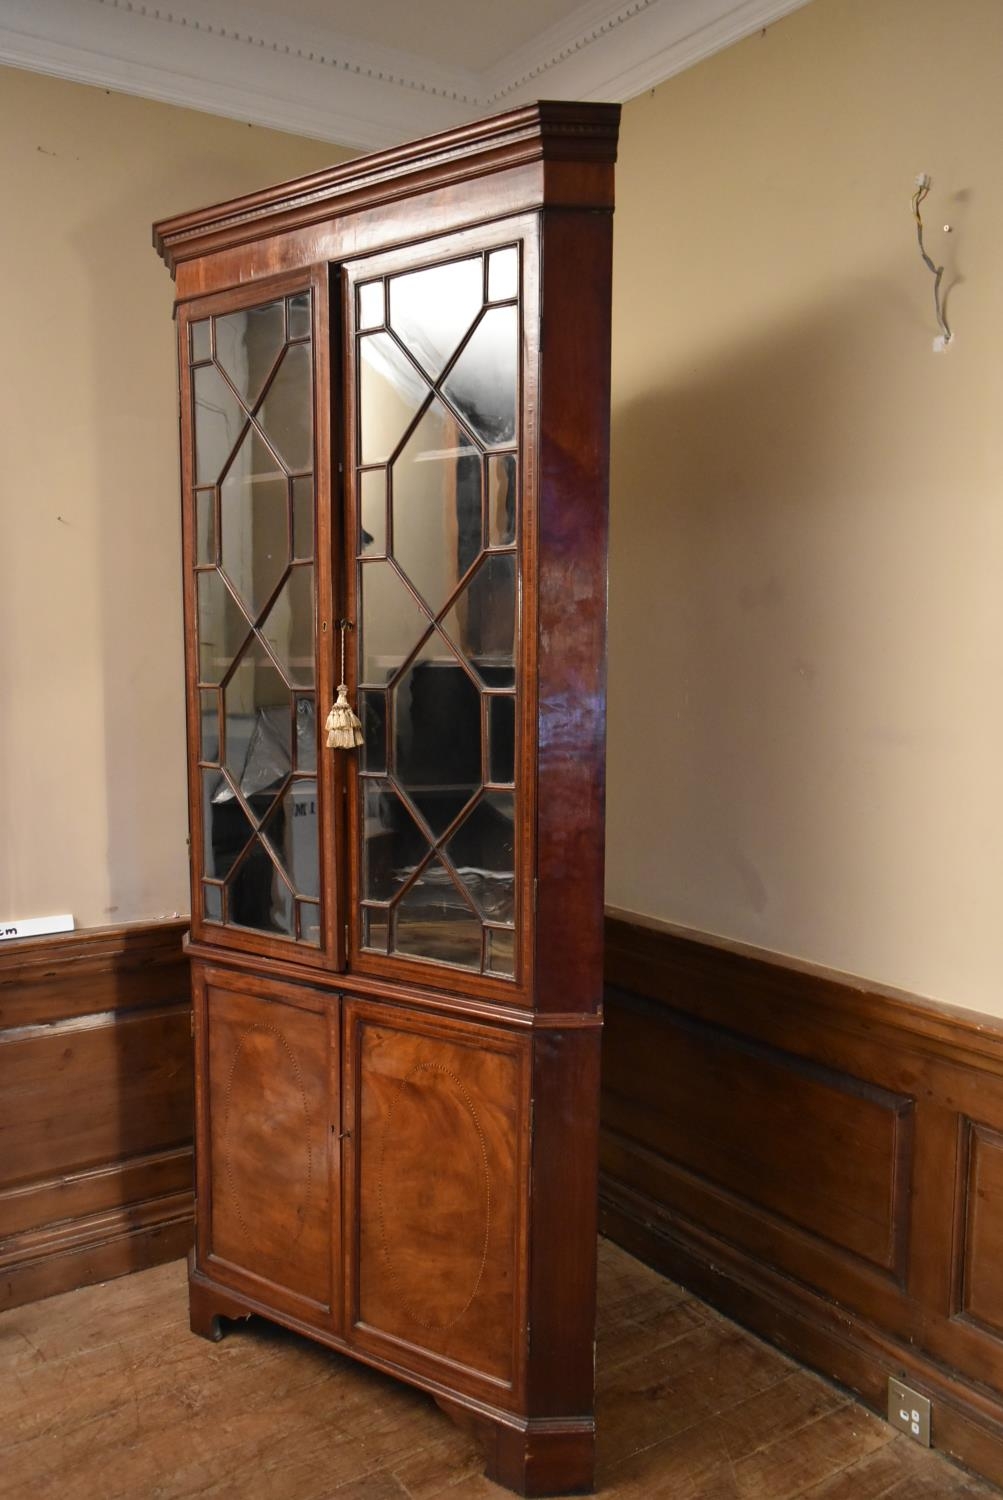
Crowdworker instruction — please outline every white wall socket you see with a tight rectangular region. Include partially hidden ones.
[888,1377,932,1447]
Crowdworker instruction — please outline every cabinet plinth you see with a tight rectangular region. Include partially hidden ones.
[155,99,618,1498]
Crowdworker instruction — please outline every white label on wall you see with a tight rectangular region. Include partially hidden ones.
[0,914,75,942]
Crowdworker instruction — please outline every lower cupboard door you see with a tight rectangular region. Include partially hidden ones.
[343,998,529,1400]
[201,972,337,1324]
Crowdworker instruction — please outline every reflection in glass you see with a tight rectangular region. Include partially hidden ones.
[359,469,386,556]
[388,257,482,380]
[362,781,431,902]
[193,364,245,485]
[394,860,482,967]
[200,688,220,765]
[360,690,387,773]
[445,792,515,923]
[263,779,319,899]
[487,454,517,548]
[203,882,223,922]
[391,398,481,613]
[259,566,315,687]
[359,334,427,464]
[486,927,515,977]
[489,695,515,784]
[394,636,480,834]
[203,768,253,879]
[257,342,313,473]
[442,306,518,447]
[292,475,314,560]
[191,319,211,363]
[362,908,390,953]
[298,899,321,946]
[360,562,427,685]
[442,553,516,686]
[223,635,291,813]
[214,300,285,408]
[196,489,216,566]
[295,694,316,773]
[358,281,385,331]
[197,570,250,685]
[287,293,311,340]
[487,247,518,303]
[228,841,294,936]
[220,428,288,617]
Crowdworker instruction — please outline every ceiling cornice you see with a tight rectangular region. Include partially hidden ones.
[0,0,814,149]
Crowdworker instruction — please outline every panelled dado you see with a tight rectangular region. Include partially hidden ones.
[154,102,618,1499]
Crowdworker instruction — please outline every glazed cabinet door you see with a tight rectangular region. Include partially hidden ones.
[342,998,530,1403]
[195,967,341,1329]
[341,219,539,1004]
[179,267,343,970]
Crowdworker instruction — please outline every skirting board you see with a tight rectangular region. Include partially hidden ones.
[600,912,1003,1490]
[0,920,194,1311]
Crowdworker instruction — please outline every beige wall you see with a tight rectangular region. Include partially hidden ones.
[0,67,346,930]
[606,0,1003,1013]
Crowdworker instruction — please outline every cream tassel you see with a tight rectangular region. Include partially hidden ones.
[325,621,364,750]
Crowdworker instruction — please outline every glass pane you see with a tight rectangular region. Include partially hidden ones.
[190,318,211,363]
[202,768,253,880]
[256,342,313,473]
[193,364,245,485]
[359,561,428,685]
[362,781,431,902]
[358,281,385,331]
[391,397,481,614]
[441,553,516,686]
[442,306,518,448]
[388,257,483,380]
[359,690,387,773]
[487,247,518,303]
[295,694,316,773]
[394,635,481,835]
[359,334,428,464]
[227,839,294,936]
[485,927,515,977]
[259,566,315,687]
[359,469,386,556]
[214,300,285,409]
[287,292,311,340]
[200,688,220,765]
[444,792,515,923]
[203,882,223,922]
[393,859,481,968]
[262,779,319,899]
[298,899,321,946]
[292,475,314,560]
[224,636,291,817]
[362,907,390,953]
[488,695,515,785]
[196,570,250,685]
[487,454,516,548]
[195,489,216,566]
[220,427,289,618]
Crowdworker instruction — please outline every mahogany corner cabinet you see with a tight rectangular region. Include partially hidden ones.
[153,101,619,1498]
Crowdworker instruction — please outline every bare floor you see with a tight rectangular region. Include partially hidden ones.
[2,1239,997,1499]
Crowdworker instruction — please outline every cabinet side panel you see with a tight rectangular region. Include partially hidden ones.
[345,1001,527,1394]
[205,980,333,1314]
[533,209,613,1015]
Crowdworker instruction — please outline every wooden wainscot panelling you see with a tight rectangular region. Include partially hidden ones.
[0,921,194,1309]
[600,911,1003,1492]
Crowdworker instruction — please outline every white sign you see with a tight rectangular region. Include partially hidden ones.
[0,914,75,941]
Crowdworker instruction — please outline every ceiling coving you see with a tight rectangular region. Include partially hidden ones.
[0,0,812,148]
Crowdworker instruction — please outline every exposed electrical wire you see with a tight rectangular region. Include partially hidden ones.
[912,173,952,352]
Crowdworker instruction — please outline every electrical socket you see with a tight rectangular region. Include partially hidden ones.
[888,1377,931,1447]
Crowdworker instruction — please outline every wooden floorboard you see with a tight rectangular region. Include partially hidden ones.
[0,1238,996,1499]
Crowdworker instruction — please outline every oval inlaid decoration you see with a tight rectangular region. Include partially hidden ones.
[377,1061,491,1331]
[220,1024,313,1248]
